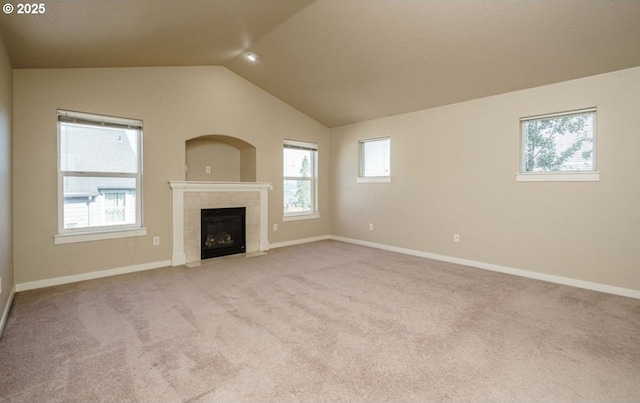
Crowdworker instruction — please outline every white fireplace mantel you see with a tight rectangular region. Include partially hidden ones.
[169,181,273,266]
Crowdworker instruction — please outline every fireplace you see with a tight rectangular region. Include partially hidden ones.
[169,181,271,266]
[201,207,246,259]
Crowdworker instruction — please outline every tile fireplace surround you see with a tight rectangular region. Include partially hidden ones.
[169,181,272,265]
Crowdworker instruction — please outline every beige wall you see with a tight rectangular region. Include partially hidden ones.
[331,66,640,291]
[186,139,241,181]
[12,63,638,292]
[13,66,330,284]
[0,31,13,319]
[240,148,257,183]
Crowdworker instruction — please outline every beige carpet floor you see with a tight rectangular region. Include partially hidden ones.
[1,240,639,402]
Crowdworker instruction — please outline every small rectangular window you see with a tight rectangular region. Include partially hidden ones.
[521,108,596,173]
[283,139,318,220]
[58,110,143,235]
[358,137,390,182]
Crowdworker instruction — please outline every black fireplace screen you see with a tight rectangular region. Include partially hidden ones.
[201,207,246,259]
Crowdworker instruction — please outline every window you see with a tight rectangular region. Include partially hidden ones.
[104,191,126,224]
[283,139,318,220]
[358,137,390,183]
[518,108,599,182]
[56,110,144,243]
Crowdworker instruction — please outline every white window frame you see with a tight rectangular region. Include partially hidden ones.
[55,110,146,244]
[283,139,319,221]
[357,137,391,183]
[517,108,599,182]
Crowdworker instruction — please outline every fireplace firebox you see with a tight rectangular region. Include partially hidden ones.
[200,207,246,259]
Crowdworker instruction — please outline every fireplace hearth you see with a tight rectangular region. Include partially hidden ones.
[201,207,246,259]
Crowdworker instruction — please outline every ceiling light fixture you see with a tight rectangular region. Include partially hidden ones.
[245,52,259,63]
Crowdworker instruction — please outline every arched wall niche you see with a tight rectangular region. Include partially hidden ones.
[185,134,257,182]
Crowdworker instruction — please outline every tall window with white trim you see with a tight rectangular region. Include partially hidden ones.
[283,139,317,219]
[58,110,143,233]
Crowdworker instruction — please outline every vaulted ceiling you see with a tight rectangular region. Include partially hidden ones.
[2,0,640,127]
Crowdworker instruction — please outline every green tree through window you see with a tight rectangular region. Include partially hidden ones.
[522,110,595,172]
[295,155,311,209]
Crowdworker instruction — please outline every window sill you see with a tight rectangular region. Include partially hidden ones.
[54,227,147,245]
[283,213,319,222]
[516,172,600,182]
[357,176,391,183]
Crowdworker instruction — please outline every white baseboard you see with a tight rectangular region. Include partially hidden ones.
[329,235,640,300]
[269,235,331,249]
[15,260,172,292]
[0,285,16,339]
[12,235,639,300]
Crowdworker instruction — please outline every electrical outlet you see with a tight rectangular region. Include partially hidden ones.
[153,236,160,246]
[453,233,460,243]
[369,223,374,231]
[205,166,211,174]
[273,224,278,231]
